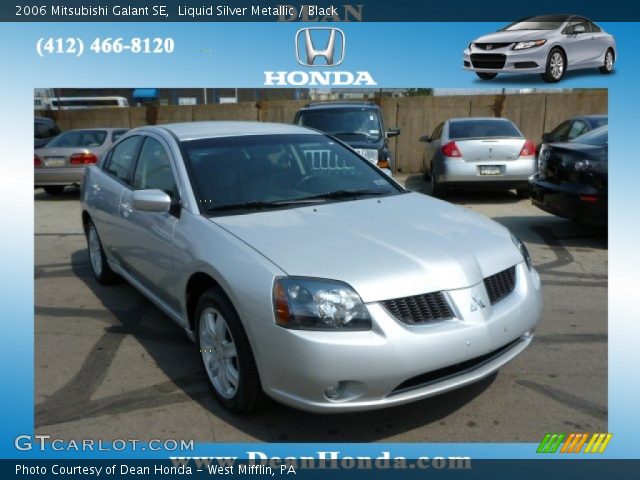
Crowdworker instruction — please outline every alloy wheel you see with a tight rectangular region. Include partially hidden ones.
[550,52,564,79]
[88,226,103,277]
[199,307,239,399]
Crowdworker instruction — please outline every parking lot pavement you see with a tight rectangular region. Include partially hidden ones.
[35,178,607,442]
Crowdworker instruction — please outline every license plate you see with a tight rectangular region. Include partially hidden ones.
[480,165,502,176]
[44,157,65,167]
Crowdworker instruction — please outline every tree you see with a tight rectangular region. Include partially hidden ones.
[405,88,434,97]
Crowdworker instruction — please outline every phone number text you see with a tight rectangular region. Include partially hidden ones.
[36,37,175,57]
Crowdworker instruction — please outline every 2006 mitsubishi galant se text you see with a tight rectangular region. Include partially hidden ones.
[81,121,542,413]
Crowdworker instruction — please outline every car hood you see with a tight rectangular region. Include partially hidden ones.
[474,30,552,44]
[210,192,522,302]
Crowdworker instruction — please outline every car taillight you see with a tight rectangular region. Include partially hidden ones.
[34,155,42,167]
[441,141,461,158]
[70,153,98,165]
[519,140,536,157]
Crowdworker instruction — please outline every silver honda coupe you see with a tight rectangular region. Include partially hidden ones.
[81,121,542,413]
[463,14,616,82]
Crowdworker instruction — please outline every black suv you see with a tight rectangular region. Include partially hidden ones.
[294,101,400,175]
[34,116,61,148]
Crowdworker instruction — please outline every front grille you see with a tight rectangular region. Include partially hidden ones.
[474,42,512,50]
[483,266,517,305]
[470,53,506,69]
[389,338,522,395]
[382,291,454,325]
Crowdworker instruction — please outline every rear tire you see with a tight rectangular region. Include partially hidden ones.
[476,72,497,80]
[541,48,565,83]
[429,167,445,198]
[599,49,614,74]
[86,220,120,285]
[196,288,266,414]
[44,186,65,195]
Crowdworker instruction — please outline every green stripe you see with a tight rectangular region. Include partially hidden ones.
[549,433,566,453]
[542,434,558,453]
[537,433,552,453]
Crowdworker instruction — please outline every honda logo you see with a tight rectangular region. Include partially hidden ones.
[486,44,493,50]
[295,28,345,67]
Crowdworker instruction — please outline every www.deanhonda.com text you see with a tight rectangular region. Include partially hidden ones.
[171,453,472,471]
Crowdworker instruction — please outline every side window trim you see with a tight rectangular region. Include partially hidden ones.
[102,135,144,189]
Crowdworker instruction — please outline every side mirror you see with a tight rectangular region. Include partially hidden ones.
[386,127,401,138]
[574,25,586,34]
[132,189,171,213]
[419,135,431,143]
[541,133,551,143]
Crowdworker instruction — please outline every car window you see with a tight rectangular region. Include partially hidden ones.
[180,134,400,211]
[448,120,521,139]
[549,121,572,141]
[47,130,107,148]
[589,22,602,33]
[567,121,588,140]
[104,136,142,185]
[112,129,129,143]
[133,138,178,199]
[501,15,567,31]
[431,123,443,141]
[296,108,382,142]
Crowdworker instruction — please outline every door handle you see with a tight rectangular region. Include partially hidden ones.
[91,183,101,193]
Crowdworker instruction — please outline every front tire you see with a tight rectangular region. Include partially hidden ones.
[476,72,498,80]
[86,220,120,284]
[196,288,265,414]
[599,49,614,74]
[541,48,566,83]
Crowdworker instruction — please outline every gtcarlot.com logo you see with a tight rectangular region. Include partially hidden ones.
[536,432,613,454]
[264,28,376,86]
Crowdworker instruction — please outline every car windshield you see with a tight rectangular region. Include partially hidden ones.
[296,108,382,142]
[573,126,608,146]
[46,130,107,148]
[501,15,567,31]
[448,120,522,139]
[181,133,400,214]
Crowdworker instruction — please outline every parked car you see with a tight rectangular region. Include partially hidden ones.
[530,125,607,227]
[420,117,537,197]
[463,14,616,82]
[34,116,61,149]
[538,115,608,153]
[35,128,129,195]
[294,101,400,176]
[81,121,542,413]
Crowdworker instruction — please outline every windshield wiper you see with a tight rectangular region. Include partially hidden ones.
[294,189,392,202]
[205,198,323,212]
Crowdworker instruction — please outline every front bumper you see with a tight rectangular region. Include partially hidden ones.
[463,45,549,74]
[249,262,542,413]
[35,167,85,186]
[530,177,607,227]
[437,157,537,187]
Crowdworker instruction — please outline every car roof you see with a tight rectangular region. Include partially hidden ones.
[34,116,56,125]
[570,114,608,121]
[298,101,379,111]
[448,117,514,123]
[152,121,320,141]
[58,127,126,133]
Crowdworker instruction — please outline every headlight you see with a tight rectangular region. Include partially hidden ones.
[513,39,547,50]
[511,233,532,271]
[469,42,474,49]
[356,148,379,163]
[574,160,593,171]
[273,277,371,331]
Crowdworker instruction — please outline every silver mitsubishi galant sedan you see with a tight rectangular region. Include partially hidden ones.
[81,121,542,413]
[463,14,616,82]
